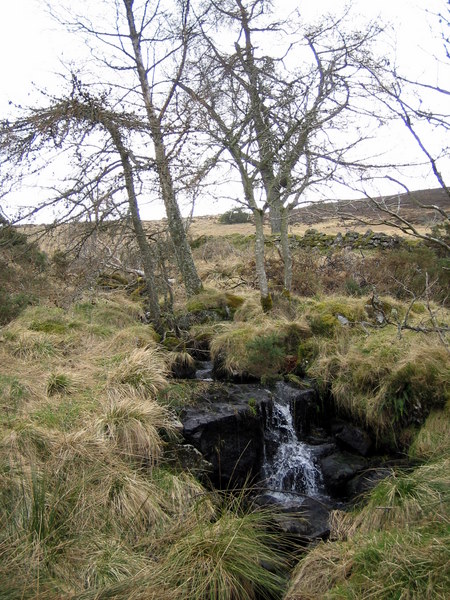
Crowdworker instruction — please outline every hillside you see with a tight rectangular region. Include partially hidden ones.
[289,187,449,227]
[1,187,449,599]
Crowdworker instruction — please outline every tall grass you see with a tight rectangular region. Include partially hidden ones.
[109,347,168,395]
[96,388,177,467]
[153,496,288,600]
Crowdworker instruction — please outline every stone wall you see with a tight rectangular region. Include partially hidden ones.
[294,229,405,250]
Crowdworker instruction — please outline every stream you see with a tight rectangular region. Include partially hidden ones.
[184,361,387,541]
[194,363,329,509]
[261,383,324,501]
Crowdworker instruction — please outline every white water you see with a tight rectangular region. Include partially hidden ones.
[261,390,322,498]
[195,360,213,381]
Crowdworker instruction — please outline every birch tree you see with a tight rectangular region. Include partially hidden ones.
[184,0,385,296]
[9,0,203,296]
[1,83,166,326]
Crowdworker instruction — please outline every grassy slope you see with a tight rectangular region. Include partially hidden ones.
[2,219,449,599]
[0,293,287,599]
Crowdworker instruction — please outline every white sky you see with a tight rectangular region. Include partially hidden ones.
[0,0,448,221]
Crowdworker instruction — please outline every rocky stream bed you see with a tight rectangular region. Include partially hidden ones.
[178,361,395,545]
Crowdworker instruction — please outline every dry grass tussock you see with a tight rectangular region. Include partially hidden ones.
[96,388,178,467]
[308,328,450,438]
[105,323,159,351]
[285,541,354,600]
[108,346,169,395]
[149,500,288,600]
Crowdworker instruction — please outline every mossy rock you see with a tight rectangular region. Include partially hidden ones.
[162,335,182,351]
[186,288,244,319]
[308,313,339,337]
[224,292,245,310]
[97,272,129,289]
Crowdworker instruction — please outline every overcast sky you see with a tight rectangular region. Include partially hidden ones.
[0,0,448,220]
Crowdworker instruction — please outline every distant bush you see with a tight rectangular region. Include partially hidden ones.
[218,208,252,225]
[0,290,35,325]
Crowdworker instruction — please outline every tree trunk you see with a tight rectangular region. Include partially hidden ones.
[253,209,272,311]
[107,123,162,329]
[123,0,202,296]
[269,204,282,234]
[279,206,292,294]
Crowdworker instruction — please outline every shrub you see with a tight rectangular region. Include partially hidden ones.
[0,291,35,325]
[218,207,252,225]
[247,333,286,376]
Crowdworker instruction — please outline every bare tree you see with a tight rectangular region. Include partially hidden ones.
[4,0,203,296]
[0,81,166,326]
[182,0,386,298]
[335,5,450,254]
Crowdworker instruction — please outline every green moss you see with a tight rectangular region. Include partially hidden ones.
[30,318,68,334]
[186,289,225,312]
[309,313,339,336]
[162,335,182,351]
[260,294,273,312]
[224,292,245,309]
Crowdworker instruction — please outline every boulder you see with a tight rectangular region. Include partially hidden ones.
[334,422,373,456]
[181,385,272,488]
[257,494,331,542]
[345,467,393,498]
[320,451,368,496]
[173,443,213,477]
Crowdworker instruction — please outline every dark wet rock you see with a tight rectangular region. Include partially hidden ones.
[320,451,368,496]
[257,494,331,542]
[173,443,213,477]
[310,442,336,459]
[170,359,197,380]
[334,422,373,457]
[272,382,321,437]
[181,385,272,488]
[345,467,393,498]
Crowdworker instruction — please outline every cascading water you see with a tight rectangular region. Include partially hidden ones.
[261,383,323,500]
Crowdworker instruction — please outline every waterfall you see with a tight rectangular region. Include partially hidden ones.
[261,383,322,499]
